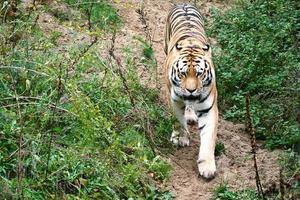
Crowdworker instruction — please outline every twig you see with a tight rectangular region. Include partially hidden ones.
[3,0,17,23]
[246,94,265,199]
[5,140,30,162]
[108,32,135,107]
[66,36,98,83]
[30,12,40,31]
[136,3,159,88]
[45,63,63,178]
[0,66,50,76]
[69,37,98,70]
[10,73,24,199]
[1,96,43,101]
[136,5,152,44]
[145,113,158,155]
[2,102,76,116]
[86,2,94,31]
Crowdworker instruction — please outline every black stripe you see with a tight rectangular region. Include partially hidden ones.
[171,67,174,77]
[173,90,183,99]
[203,78,212,87]
[171,78,179,86]
[171,68,180,86]
[199,124,206,131]
[172,12,189,20]
[174,34,191,43]
[174,75,179,83]
[196,100,214,117]
[172,22,194,33]
[185,13,203,21]
[203,70,212,87]
[198,89,211,103]
[170,9,184,19]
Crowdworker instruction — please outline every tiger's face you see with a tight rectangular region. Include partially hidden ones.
[168,39,212,100]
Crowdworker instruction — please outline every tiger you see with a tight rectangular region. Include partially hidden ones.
[164,4,218,179]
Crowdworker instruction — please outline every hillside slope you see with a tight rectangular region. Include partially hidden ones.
[29,0,281,199]
[112,0,280,199]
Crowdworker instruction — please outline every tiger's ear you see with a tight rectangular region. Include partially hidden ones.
[202,44,210,51]
[175,43,183,50]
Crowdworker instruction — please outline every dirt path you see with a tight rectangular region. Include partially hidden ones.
[112,0,280,199]
[33,0,281,199]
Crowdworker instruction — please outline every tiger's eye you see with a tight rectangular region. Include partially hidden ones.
[202,44,210,51]
[176,43,182,50]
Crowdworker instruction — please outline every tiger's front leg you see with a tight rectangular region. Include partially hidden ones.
[170,99,190,147]
[196,104,218,179]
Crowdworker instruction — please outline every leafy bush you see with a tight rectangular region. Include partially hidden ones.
[0,1,173,199]
[210,0,300,150]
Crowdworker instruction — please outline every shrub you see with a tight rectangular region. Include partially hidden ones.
[210,0,300,150]
[0,1,173,199]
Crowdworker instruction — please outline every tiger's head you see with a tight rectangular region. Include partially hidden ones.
[166,38,213,100]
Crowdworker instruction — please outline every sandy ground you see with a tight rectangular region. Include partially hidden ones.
[32,0,281,199]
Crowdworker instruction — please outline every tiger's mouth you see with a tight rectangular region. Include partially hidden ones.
[173,86,203,101]
[183,94,201,101]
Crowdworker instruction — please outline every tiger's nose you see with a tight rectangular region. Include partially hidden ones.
[186,88,196,93]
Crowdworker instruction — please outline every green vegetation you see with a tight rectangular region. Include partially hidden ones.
[64,0,121,30]
[0,1,173,199]
[210,0,300,198]
[215,142,225,157]
[279,150,300,198]
[214,185,259,200]
[210,0,300,151]
[1,0,299,199]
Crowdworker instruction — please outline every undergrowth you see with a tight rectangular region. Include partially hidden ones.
[210,0,300,151]
[209,0,300,198]
[0,1,173,199]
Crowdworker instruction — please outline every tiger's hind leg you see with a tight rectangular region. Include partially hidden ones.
[170,99,190,147]
[196,104,218,179]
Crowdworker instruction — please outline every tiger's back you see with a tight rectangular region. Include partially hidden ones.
[165,4,207,55]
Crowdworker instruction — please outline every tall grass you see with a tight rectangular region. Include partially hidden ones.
[0,1,173,199]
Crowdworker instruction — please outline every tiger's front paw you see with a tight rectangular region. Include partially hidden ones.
[170,130,190,147]
[197,159,216,179]
[185,106,198,125]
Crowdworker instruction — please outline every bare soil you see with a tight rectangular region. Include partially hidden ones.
[32,0,281,199]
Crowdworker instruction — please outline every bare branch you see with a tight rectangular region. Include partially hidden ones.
[10,72,24,199]
[108,32,136,107]
[2,102,77,117]
[246,94,265,199]
[0,66,50,76]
